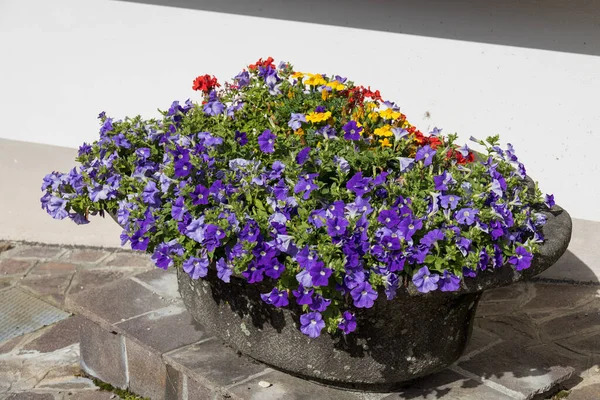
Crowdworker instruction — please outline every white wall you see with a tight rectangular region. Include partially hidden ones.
[1,0,599,221]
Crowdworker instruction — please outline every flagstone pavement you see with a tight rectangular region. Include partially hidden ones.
[0,241,598,400]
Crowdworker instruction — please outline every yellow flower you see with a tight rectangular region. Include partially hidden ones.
[305,73,327,86]
[368,112,379,122]
[379,108,401,120]
[291,71,305,79]
[352,108,365,120]
[321,90,329,101]
[379,138,392,148]
[295,128,305,136]
[287,90,294,99]
[365,102,377,111]
[374,125,393,137]
[326,81,345,91]
[306,111,332,123]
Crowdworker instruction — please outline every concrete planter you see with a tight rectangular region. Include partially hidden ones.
[176,207,572,389]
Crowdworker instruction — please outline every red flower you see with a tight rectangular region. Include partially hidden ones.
[192,74,221,93]
[363,86,383,102]
[249,57,275,71]
[446,149,475,164]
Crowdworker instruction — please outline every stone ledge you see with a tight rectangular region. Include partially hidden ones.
[67,269,585,400]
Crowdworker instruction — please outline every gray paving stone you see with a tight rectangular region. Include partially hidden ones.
[125,337,167,400]
[131,268,179,299]
[104,252,153,268]
[521,284,599,312]
[475,301,522,317]
[5,393,55,400]
[30,262,78,276]
[116,303,206,354]
[0,335,23,354]
[164,338,266,389]
[20,272,74,306]
[540,306,600,340]
[461,328,501,358]
[481,283,528,303]
[23,315,90,353]
[228,369,371,400]
[165,365,183,400]
[68,392,121,400]
[382,370,510,400]
[80,320,127,389]
[187,377,215,400]
[0,258,35,275]
[458,341,575,399]
[61,249,111,264]
[68,269,131,295]
[567,383,600,400]
[559,333,600,356]
[10,245,64,259]
[475,315,541,347]
[68,278,168,324]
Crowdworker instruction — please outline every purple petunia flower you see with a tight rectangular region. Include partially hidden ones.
[326,216,349,238]
[288,113,306,130]
[378,209,400,229]
[261,288,289,308]
[455,208,478,225]
[216,258,233,282]
[433,171,455,191]
[234,70,250,87]
[399,157,415,172]
[309,262,332,287]
[234,130,248,146]
[183,256,209,279]
[296,147,311,165]
[346,172,372,196]
[265,260,285,279]
[342,120,363,140]
[203,94,224,116]
[142,181,161,207]
[398,216,423,242]
[351,281,378,308]
[412,266,440,293]
[191,184,210,205]
[439,271,461,292]
[509,246,533,271]
[258,129,276,153]
[294,173,319,200]
[440,194,461,210]
[456,237,472,256]
[46,196,69,220]
[292,284,314,305]
[309,294,331,312]
[333,156,350,173]
[338,311,357,334]
[296,268,313,287]
[420,229,445,247]
[545,194,555,208]
[300,312,325,338]
[415,145,436,167]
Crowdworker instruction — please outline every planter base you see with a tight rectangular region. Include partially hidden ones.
[178,269,482,386]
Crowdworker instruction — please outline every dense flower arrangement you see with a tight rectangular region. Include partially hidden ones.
[41,57,555,338]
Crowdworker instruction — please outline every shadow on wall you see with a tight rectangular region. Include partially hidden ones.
[116,0,600,56]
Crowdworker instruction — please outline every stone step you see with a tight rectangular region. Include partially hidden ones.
[66,269,578,400]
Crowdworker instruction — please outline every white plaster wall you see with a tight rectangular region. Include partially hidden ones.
[1,0,599,221]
